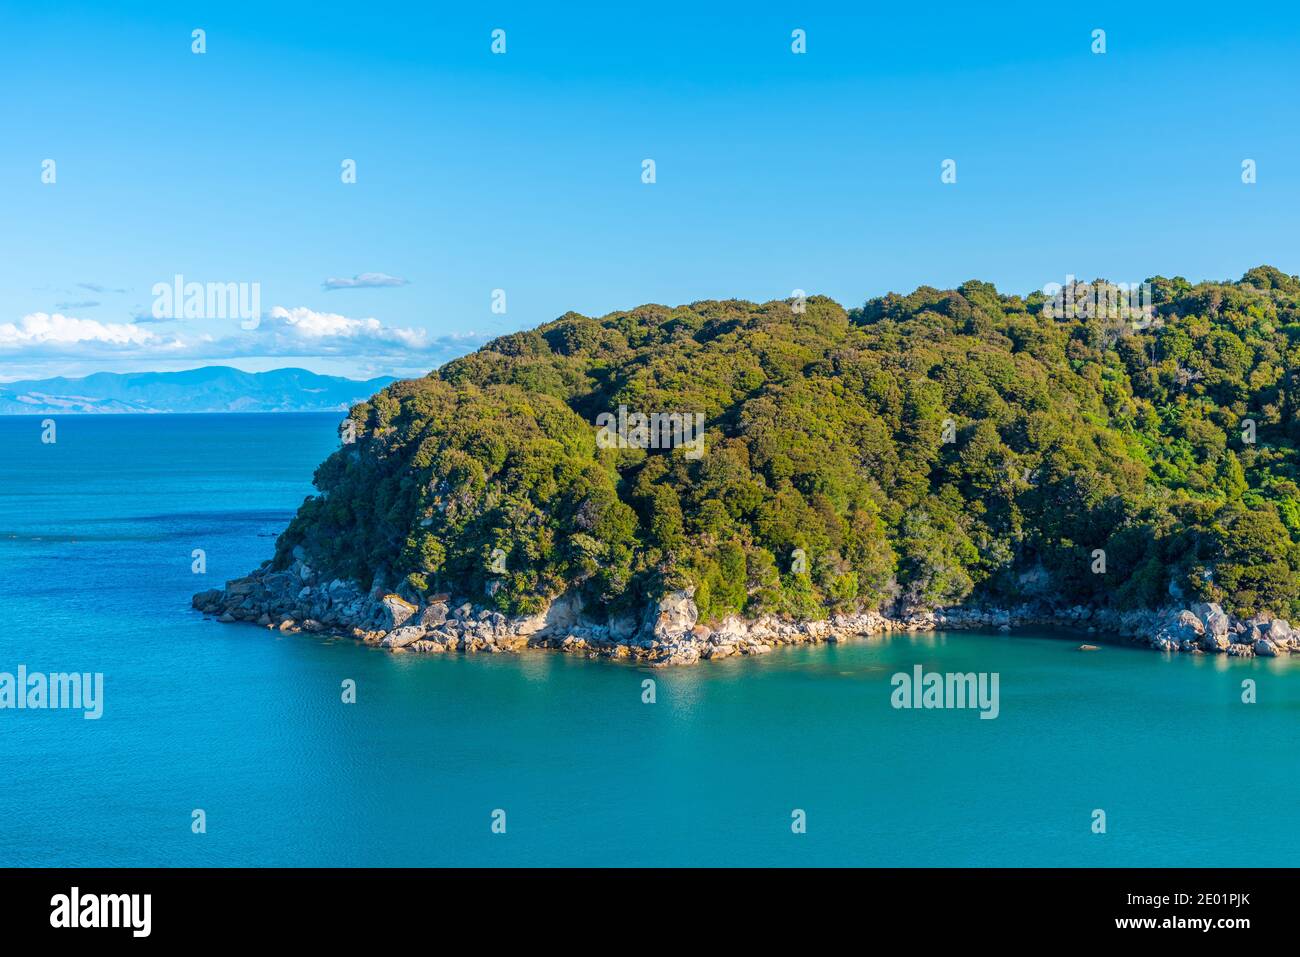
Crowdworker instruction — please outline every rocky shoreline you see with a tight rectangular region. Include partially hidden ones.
[192,554,1300,666]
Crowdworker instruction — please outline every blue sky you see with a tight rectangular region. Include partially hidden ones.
[2,1,1298,380]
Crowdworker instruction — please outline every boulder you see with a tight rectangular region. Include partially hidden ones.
[418,602,449,628]
[802,620,830,640]
[1267,619,1294,648]
[1205,609,1231,639]
[1255,638,1279,657]
[425,629,461,651]
[1173,610,1204,639]
[377,594,418,630]
[653,642,700,666]
[1191,601,1224,622]
[381,625,428,649]
[191,588,223,612]
[1149,609,1203,652]
[711,616,750,643]
[514,591,585,638]
[643,588,699,642]
[1202,631,1231,652]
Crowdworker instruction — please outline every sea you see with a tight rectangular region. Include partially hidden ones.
[0,412,1296,866]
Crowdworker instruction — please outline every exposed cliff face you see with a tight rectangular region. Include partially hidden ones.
[193,559,1299,665]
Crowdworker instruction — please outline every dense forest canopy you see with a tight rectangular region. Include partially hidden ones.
[274,266,1300,625]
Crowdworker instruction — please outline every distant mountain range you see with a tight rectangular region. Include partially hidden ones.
[0,367,397,414]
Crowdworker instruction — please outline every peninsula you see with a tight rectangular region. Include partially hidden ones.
[195,268,1300,664]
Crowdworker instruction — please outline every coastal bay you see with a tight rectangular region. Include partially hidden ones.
[1,413,1295,867]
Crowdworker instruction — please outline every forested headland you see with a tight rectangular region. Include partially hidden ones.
[267,266,1300,632]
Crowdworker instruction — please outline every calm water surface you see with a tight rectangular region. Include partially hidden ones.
[0,413,1296,866]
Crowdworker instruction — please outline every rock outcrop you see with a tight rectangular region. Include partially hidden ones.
[192,559,1299,666]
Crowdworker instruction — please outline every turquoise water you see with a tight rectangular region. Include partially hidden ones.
[0,412,1296,866]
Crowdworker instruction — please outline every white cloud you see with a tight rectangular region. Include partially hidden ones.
[0,313,168,350]
[0,307,483,367]
[263,306,431,350]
